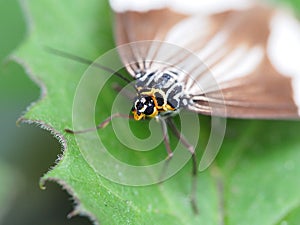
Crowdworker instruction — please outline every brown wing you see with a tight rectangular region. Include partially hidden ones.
[114,9,187,76]
[112,3,300,118]
[188,57,299,118]
[184,6,300,118]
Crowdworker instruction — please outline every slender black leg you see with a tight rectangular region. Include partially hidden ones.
[111,83,136,100]
[159,118,174,159]
[167,118,199,214]
[65,113,133,134]
[157,118,174,184]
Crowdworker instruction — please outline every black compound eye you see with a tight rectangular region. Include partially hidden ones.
[136,101,144,110]
[144,104,154,115]
[144,96,153,103]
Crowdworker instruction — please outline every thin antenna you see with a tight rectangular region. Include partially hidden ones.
[44,46,132,84]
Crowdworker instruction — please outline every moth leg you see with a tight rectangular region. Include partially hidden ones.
[65,113,133,134]
[157,118,174,184]
[159,118,173,159]
[167,118,199,214]
[112,83,136,100]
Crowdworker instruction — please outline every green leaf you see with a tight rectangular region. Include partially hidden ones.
[15,0,300,224]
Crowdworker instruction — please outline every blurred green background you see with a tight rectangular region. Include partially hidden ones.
[0,0,90,224]
[0,0,299,225]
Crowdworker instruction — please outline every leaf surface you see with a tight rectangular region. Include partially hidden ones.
[15,0,300,224]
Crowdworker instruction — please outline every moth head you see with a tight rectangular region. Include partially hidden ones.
[132,96,158,120]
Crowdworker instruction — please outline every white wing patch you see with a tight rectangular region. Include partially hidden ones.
[170,0,253,15]
[213,46,264,84]
[196,31,229,61]
[165,15,209,47]
[268,11,300,115]
[110,0,253,14]
[187,46,264,94]
[110,0,166,12]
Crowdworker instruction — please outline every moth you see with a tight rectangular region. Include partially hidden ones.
[62,0,300,213]
[110,0,300,119]
[106,0,300,211]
